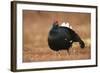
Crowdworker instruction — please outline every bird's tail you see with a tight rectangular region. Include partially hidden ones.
[79,40,85,48]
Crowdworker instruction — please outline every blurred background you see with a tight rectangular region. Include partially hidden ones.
[23,10,91,62]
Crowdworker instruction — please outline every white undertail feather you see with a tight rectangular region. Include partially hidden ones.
[60,22,66,27]
[66,22,70,28]
[60,22,72,29]
[69,26,72,29]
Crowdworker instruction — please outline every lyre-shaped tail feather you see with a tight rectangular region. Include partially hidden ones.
[79,40,85,48]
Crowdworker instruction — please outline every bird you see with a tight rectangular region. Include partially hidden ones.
[48,21,85,54]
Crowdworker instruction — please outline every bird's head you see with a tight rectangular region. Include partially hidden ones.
[52,20,59,28]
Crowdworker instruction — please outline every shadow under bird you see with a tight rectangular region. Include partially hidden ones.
[48,21,85,54]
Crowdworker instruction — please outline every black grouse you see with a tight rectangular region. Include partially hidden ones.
[48,21,85,53]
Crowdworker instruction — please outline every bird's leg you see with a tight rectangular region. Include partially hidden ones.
[67,49,70,55]
[64,50,68,56]
[55,50,60,57]
[58,50,61,57]
[55,51,58,57]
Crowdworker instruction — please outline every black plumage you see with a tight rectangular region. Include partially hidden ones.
[48,21,85,53]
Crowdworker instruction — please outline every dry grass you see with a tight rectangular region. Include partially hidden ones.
[23,39,91,62]
[23,10,91,62]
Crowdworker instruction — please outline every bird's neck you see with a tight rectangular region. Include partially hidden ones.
[49,28,58,35]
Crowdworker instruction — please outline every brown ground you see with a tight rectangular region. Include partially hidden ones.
[23,10,91,62]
